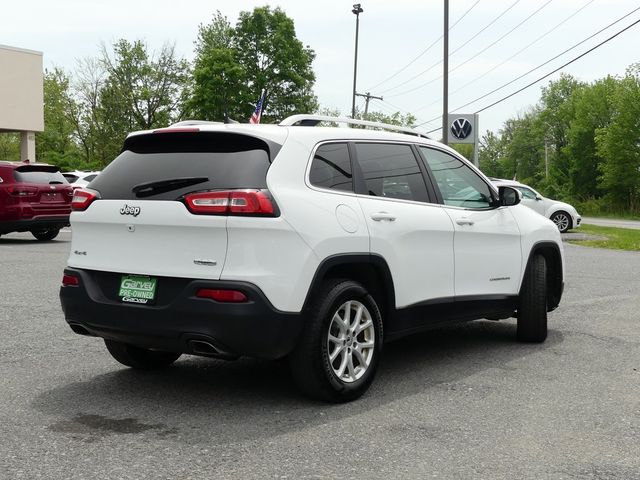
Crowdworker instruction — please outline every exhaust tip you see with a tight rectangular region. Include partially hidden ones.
[69,323,94,336]
[188,339,238,360]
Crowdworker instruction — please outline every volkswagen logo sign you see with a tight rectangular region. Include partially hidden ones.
[450,118,472,140]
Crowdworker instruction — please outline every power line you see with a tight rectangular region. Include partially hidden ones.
[379,0,524,96]
[366,0,482,92]
[385,0,552,98]
[415,13,640,127]
[473,17,640,114]
[412,0,596,114]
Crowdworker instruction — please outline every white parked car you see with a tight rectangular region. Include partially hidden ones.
[60,115,565,402]
[491,179,581,233]
[62,170,100,189]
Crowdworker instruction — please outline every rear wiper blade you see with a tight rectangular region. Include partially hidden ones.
[132,177,209,197]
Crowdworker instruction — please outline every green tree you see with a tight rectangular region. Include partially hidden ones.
[0,133,20,161]
[538,74,585,189]
[596,64,640,211]
[36,68,82,166]
[564,76,616,199]
[69,40,190,167]
[359,110,416,127]
[188,13,245,121]
[478,131,505,178]
[191,7,317,123]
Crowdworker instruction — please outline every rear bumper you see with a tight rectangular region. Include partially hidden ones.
[59,268,303,360]
[0,216,70,234]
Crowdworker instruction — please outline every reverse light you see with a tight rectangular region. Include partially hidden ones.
[196,288,248,303]
[184,190,275,216]
[62,274,80,286]
[71,188,100,211]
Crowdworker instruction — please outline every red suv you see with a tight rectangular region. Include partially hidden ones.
[0,161,73,240]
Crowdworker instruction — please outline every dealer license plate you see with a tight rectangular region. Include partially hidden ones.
[118,275,157,304]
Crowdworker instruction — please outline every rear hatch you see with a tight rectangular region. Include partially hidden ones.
[12,166,73,216]
[68,130,282,281]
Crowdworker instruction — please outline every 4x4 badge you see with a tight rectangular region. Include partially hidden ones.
[120,205,141,217]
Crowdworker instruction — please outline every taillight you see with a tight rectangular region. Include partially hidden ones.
[184,190,275,216]
[72,188,100,211]
[62,274,80,286]
[8,186,38,197]
[196,288,248,303]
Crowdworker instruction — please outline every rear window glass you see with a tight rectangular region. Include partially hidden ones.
[83,174,98,182]
[14,167,67,185]
[63,174,79,183]
[90,132,278,200]
[309,143,353,192]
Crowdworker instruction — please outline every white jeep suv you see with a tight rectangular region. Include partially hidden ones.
[60,115,565,402]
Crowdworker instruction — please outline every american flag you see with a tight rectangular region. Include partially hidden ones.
[249,90,265,124]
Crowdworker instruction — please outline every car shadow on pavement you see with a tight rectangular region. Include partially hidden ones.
[32,320,563,445]
[0,237,69,244]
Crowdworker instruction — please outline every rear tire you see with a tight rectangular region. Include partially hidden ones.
[104,339,181,370]
[289,279,383,403]
[31,227,60,241]
[517,254,548,343]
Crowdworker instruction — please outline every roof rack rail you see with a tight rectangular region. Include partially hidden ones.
[279,114,429,138]
[170,120,224,127]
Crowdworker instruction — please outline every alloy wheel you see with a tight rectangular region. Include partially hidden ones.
[327,300,376,383]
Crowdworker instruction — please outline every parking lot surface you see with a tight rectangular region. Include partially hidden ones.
[1,231,639,479]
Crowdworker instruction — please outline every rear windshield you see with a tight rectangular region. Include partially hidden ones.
[90,132,279,200]
[14,166,67,185]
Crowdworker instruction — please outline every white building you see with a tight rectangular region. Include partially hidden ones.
[0,44,44,162]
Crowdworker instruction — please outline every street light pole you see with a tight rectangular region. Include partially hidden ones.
[351,3,363,119]
[442,0,449,145]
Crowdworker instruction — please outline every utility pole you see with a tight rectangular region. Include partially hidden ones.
[355,92,383,115]
[544,141,549,178]
[442,0,449,145]
[351,4,363,118]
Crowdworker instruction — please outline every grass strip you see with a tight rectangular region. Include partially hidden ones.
[568,224,640,251]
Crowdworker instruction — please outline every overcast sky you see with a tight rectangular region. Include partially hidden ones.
[2,0,639,136]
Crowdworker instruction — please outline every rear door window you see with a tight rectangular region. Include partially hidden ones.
[354,143,429,202]
[90,132,279,200]
[309,143,353,192]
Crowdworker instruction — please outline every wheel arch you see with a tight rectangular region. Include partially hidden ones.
[521,241,564,311]
[302,254,396,322]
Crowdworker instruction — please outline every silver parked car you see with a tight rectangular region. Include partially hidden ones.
[491,179,581,233]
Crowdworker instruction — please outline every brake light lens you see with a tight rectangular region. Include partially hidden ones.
[196,288,248,303]
[72,188,99,211]
[153,127,200,134]
[62,274,80,286]
[184,190,275,216]
[8,186,38,197]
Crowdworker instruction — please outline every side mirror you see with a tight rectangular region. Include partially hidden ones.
[535,195,543,201]
[498,186,521,206]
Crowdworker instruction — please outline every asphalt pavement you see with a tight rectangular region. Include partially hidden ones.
[1,231,639,479]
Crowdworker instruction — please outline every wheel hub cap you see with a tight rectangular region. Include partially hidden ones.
[327,300,376,384]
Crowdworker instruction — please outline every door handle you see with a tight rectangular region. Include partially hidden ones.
[371,212,396,222]
[455,218,474,226]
